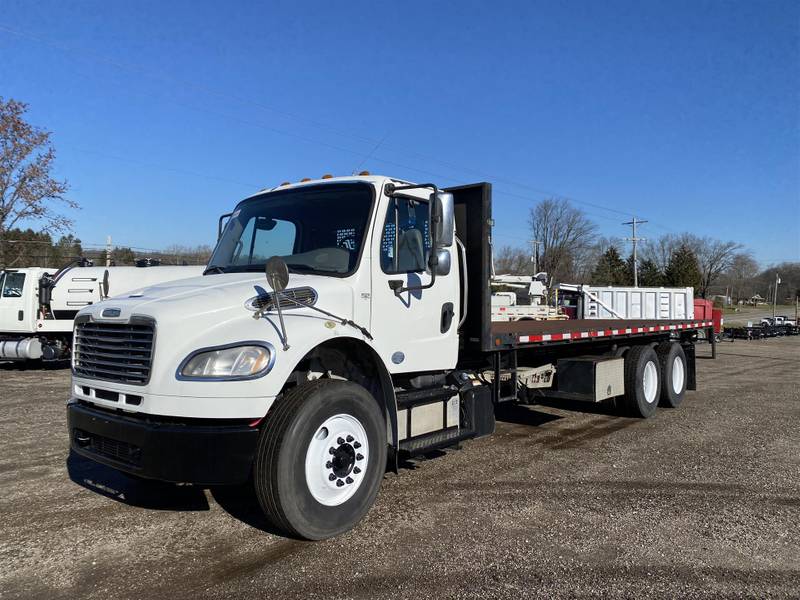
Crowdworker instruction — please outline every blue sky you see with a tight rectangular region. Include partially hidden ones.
[1,0,798,265]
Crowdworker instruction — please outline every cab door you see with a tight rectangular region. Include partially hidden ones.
[369,189,459,373]
[0,271,33,333]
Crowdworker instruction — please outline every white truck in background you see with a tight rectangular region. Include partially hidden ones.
[490,273,564,321]
[0,263,203,360]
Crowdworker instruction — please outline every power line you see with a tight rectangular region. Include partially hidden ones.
[0,21,669,227]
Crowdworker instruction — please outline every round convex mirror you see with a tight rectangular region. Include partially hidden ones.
[265,256,290,292]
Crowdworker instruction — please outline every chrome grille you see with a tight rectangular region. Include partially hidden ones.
[73,318,155,385]
[247,287,317,311]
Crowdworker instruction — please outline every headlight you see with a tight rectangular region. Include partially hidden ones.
[178,343,274,380]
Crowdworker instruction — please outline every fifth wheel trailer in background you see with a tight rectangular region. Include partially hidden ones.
[0,264,204,360]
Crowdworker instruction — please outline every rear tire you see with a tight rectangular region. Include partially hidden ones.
[253,379,386,540]
[621,345,660,418]
[656,342,687,408]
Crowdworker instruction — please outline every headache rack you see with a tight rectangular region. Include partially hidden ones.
[73,316,155,385]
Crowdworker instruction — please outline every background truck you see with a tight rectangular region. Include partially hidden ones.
[66,175,713,540]
[0,263,203,360]
[490,272,564,321]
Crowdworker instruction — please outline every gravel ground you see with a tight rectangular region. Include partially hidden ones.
[1,337,798,599]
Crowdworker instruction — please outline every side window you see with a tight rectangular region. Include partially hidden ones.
[380,197,431,274]
[232,217,296,265]
[1,272,26,298]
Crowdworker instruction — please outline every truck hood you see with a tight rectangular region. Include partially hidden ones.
[77,272,355,324]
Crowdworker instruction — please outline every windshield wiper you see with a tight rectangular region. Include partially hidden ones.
[203,265,227,275]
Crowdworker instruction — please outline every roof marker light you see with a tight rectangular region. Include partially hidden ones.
[321,174,333,179]
[300,178,312,182]
[279,181,290,186]
[358,171,370,176]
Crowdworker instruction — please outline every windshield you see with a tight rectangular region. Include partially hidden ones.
[208,183,374,276]
[0,272,25,298]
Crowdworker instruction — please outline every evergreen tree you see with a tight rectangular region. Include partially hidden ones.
[664,244,701,289]
[638,258,664,287]
[592,246,629,285]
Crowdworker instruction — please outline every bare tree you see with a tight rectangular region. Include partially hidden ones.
[529,198,597,284]
[724,252,760,302]
[642,234,680,273]
[681,235,742,298]
[0,98,74,265]
[492,245,530,275]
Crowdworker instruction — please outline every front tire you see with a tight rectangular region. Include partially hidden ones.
[253,379,386,540]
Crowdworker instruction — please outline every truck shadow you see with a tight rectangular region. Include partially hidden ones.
[66,450,210,511]
[67,450,292,535]
[494,403,565,426]
[529,397,621,416]
[209,484,288,535]
[0,359,70,370]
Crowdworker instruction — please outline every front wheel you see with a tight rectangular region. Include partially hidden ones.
[253,379,387,540]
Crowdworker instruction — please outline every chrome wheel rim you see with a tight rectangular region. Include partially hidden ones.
[304,413,368,506]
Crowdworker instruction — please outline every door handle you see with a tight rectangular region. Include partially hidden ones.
[440,302,454,333]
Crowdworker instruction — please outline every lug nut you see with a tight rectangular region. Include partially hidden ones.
[353,441,361,449]
[346,435,354,442]
[356,453,364,461]
[326,461,333,469]
[337,437,345,445]
[346,477,353,484]
[353,466,361,474]
[328,447,335,455]
[336,479,344,487]
[328,473,336,481]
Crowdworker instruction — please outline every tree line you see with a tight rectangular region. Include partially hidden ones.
[0,228,213,268]
[494,198,799,303]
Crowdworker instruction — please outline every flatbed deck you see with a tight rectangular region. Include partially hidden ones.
[491,319,714,348]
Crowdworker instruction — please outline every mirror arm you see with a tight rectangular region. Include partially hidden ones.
[218,212,233,240]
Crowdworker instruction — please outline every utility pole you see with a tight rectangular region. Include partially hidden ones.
[773,273,781,318]
[623,217,647,287]
[529,239,543,275]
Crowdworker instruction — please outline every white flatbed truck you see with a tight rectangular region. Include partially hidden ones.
[67,175,714,539]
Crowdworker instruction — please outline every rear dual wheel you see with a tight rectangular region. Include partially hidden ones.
[621,345,661,418]
[656,342,687,408]
[253,379,386,540]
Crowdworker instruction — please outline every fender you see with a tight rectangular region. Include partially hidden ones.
[277,336,400,472]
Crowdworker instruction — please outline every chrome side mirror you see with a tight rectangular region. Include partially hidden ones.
[431,192,454,248]
[432,248,451,276]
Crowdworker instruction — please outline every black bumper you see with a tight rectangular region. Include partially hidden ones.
[67,401,260,485]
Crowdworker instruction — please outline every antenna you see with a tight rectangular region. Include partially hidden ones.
[623,218,647,287]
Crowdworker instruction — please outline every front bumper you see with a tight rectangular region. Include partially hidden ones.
[67,400,260,485]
